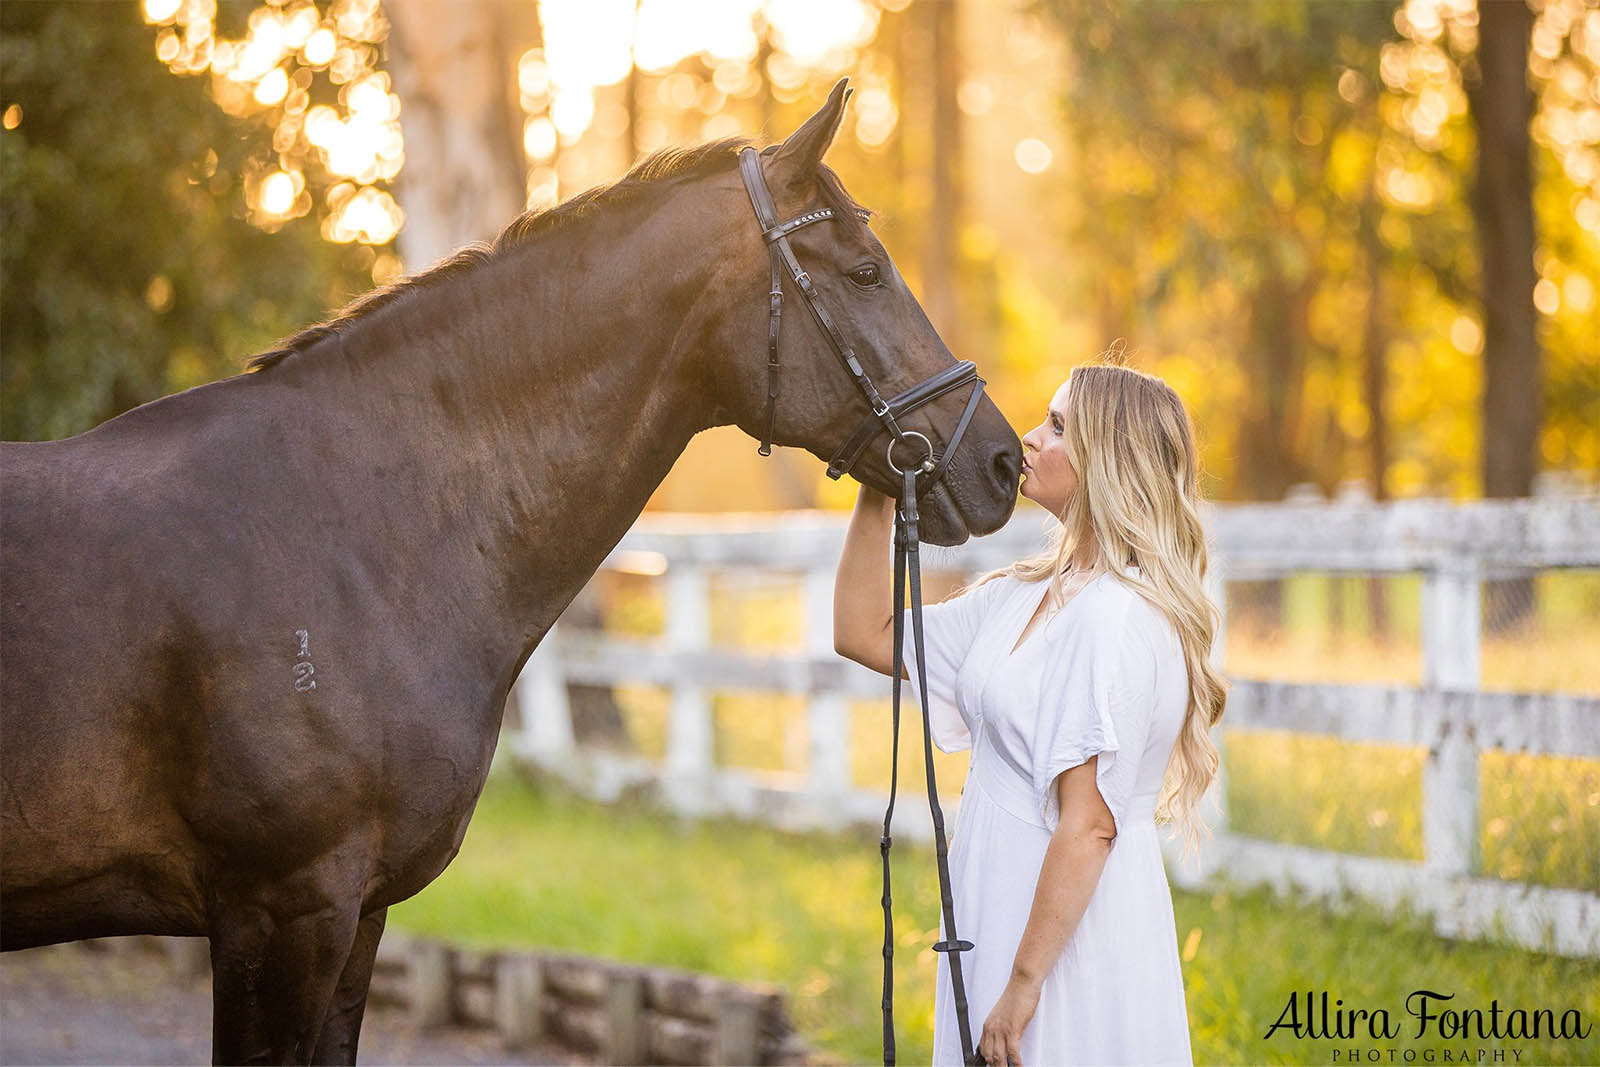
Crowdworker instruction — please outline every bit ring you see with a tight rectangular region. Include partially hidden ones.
[886,431,936,476]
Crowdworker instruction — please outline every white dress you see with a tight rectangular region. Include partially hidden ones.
[901,567,1194,1067]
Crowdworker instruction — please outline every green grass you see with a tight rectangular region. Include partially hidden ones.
[1479,751,1600,889]
[1222,732,1600,891]
[390,770,1600,1066]
[1224,731,1426,861]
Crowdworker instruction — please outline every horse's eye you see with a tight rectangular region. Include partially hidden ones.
[848,264,881,288]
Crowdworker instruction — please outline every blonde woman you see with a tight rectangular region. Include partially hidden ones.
[834,359,1226,1067]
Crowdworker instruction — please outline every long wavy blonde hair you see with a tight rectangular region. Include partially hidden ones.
[970,353,1227,855]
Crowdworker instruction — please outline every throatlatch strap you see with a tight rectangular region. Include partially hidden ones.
[884,465,981,1067]
[759,248,783,455]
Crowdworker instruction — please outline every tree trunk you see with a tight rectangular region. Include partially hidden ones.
[624,0,642,165]
[923,0,964,354]
[1466,0,1541,502]
[1360,182,1391,637]
[383,0,530,270]
[1465,0,1540,631]
[1238,273,1312,502]
[755,14,776,140]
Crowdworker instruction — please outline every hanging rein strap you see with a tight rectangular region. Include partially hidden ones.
[885,461,981,1067]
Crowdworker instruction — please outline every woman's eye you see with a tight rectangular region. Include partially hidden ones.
[848,264,881,288]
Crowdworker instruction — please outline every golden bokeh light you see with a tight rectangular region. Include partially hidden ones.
[146,0,892,246]
[145,0,402,247]
[523,117,558,162]
[253,67,288,106]
[1014,137,1053,175]
[303,27,336,67]
[258,170,297,217]
[1533,277,1562,315]
[143,0,182,24]
[1563,272,1596,314]
[957,78,994,117]
[854,83,897,148]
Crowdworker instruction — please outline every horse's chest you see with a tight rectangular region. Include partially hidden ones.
[367,697,503,896]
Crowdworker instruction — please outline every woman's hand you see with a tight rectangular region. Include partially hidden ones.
[977,975,1041,1066]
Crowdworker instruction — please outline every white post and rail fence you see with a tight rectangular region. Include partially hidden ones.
[507,496,1600,959]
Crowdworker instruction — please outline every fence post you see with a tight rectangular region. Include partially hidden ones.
[1420,556,1481,877]
[411,939,454,1027]
[605,970,647,1065]
[714,991,762,1066]
[1203,557,1229,840]
[516,622,575,763]
[495,953,545,1048]
[804,566,852,812]
[665,563,714,814]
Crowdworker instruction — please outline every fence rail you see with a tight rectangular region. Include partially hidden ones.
[508,496,1600,958]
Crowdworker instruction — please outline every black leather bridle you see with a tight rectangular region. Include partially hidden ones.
[738,148,985,486]
[739,146,984,1067]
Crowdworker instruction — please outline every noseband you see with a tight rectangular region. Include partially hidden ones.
[738,146,984,1067]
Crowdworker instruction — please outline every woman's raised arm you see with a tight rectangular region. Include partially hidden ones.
[832,485,905,678]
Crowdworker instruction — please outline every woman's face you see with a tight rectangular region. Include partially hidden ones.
[1019,381,1078,518]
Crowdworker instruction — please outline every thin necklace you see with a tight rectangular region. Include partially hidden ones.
[1049,563,1099,611]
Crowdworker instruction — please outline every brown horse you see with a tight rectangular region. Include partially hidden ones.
[0,82,1021,1063]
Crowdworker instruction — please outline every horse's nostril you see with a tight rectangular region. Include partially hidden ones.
[991,445,1020,490]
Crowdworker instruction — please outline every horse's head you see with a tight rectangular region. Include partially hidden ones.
[695,80,1021,546]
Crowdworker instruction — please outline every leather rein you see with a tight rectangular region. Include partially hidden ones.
[738,146,984,1067]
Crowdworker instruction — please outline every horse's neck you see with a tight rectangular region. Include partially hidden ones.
[286,215,720,684]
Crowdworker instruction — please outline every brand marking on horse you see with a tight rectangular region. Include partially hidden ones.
[293,629,317,692]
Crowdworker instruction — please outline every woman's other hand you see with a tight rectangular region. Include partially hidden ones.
[977,975,1040,1066]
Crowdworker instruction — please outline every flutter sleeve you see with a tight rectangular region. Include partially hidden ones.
[1032,600,1162,837]
[899,575,1009,754]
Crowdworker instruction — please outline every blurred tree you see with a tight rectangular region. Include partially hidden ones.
[1384,0,1600,629]
[383,0,533,268]
[1468,1,1542,503]
[1043,0,1597,507]
[0,1,370,442]
[1041,0,1401,502]
[1388,0,1598,500]
[923,0,964,354]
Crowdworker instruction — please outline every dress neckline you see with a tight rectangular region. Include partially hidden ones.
[1005,566,1140,658]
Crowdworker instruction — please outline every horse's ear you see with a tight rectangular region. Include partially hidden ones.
[769,78,852,193]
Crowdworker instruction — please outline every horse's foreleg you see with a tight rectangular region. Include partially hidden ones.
[209,898,362,1065]
[310,906,387,1066]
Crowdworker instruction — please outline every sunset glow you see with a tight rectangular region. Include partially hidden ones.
[527,0,879,148]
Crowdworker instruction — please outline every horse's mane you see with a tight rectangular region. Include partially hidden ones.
[246,137,873,373]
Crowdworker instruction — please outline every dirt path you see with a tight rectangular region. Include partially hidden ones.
[0,942,589,1066]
